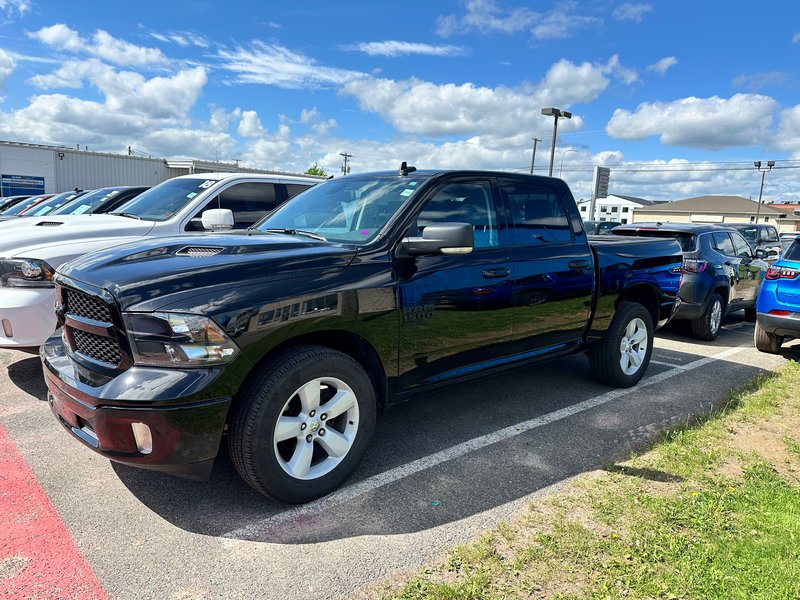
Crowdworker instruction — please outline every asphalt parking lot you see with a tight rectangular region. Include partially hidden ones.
[2,316,799,599]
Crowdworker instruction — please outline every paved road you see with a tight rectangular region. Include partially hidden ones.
[1,317,798,599]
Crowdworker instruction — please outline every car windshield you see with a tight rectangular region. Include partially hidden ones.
[734,226,757,242]
[3,195,47,215]
[255,174,428,244]
[106,177,223,221]
[50,188,129,215]
[26,191,88,216]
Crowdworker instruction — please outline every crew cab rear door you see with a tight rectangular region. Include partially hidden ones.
[396,178,513,388]
[498,178,594,354]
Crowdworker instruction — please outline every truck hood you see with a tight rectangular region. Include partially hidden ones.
[57,231,358,311]
[0,214,155,256]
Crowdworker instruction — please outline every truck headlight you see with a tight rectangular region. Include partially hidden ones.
[0,258,55,287]
[123,312,240,367]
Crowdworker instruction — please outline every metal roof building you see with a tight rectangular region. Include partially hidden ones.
[0,140,309,196]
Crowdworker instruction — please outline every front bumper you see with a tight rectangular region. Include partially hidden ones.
[757,312,800,339]
[42,333,233,479]
[0,287,58,348]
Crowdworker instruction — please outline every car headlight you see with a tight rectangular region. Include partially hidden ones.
[0,258,55,287]
[123,312,240,367]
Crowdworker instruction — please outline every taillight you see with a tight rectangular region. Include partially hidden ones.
[765,266,800,280]
[683,259,708,273]
[769,309,790,316]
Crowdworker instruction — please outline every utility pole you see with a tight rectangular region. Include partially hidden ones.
[339,152,352,176]
[754,160,775,224]
[529,138,541,174]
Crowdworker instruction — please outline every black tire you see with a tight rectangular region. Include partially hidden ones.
[754,321,782,353]
[228,345,376,503]
[589,301,654,388]
[691,292,724,341]
[744,306,757,322]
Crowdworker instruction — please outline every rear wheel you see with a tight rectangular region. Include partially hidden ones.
[691,292,724,340]
[589,301,653,387]
[228,346,376,503]
[754,321,783,354]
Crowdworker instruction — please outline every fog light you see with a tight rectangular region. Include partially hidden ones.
[131,422,153,455]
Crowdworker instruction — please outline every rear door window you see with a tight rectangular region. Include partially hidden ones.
[502,182,572,246]
[761,226,778,242]
[711,231,735,256]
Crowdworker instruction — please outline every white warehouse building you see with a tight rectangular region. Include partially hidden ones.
[576,194,667,225]
[0,140,303,196]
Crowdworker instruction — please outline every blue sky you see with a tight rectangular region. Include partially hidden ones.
[0,0,799,201]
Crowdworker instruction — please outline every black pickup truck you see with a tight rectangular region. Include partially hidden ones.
[43,167,683,503]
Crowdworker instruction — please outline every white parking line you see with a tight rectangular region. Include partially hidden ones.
[650,359,686,369]
[224,343,750,540]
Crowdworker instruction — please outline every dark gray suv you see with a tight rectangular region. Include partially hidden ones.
[613,222,768,340]
[729,223,781,261]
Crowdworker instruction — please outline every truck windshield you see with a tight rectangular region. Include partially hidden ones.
[107,178,221,221]
[255,174,428,244]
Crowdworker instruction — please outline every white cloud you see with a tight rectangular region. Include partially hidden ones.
[299,107,337,136]
[29,23,82,52]
[28,24,168,66]
[0,48,16,88]
[149,30,209,48]
[342,41,466,57]
[646,56,677,75]
[531,6,602,40]
[340,58,608,138]
[606,94,777,148]
[208,106,241,132]
[238,110,266,138]
[613,3,653,22]
[792,32,800,44]
[603,54,638,85]
[218,41,365,89]
[436,0,537,37]
[775,105,800,157]
[0,0,29,17]
[732,71,792,92]
[436,0,600,41]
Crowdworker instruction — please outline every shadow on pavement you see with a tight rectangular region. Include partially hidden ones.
[6,355,48,400]
[112,330,779,544]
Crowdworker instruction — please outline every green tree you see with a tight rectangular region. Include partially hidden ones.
[305,163,327,177]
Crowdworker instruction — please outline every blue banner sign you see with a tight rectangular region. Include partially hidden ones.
[1,174,45,196]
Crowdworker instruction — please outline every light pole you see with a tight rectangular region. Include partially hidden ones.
[558,148,577,178]
[529,137,541,174]
[754,160,775,223]
[541,107,572,176]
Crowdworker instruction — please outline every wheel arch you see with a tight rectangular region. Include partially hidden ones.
[617,283,659,326]
[235,329,390,413]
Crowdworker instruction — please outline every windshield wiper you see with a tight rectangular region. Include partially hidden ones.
[264,228,327,241]
[109,212,142,220]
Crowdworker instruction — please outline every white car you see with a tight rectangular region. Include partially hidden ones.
[0,171,319,349]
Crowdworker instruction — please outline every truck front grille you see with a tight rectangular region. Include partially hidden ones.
[71,329,123,365]
[65,289,113,323]
[58,282,130,371]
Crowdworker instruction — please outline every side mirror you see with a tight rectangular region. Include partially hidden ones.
[201,208,234,230]
[398,222,474,256]
[755,248,778,259]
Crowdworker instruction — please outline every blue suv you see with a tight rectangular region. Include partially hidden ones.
[755,234,800,352]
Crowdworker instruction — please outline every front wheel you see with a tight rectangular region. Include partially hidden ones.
[754,321,783,354]
[589,301,654,388]
[228,346,377,503]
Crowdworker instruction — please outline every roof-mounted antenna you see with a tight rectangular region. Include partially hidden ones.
[399,161,417,176]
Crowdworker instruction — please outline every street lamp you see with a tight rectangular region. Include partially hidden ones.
[754,160,775,224]
[558,148,577,178]
[541,107,572,176]
[529,137,541,174]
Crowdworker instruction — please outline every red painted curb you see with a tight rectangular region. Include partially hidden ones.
[0,423,108,599]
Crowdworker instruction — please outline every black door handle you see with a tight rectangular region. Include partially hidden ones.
[568,260,589,269]
[482,268,510,279]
